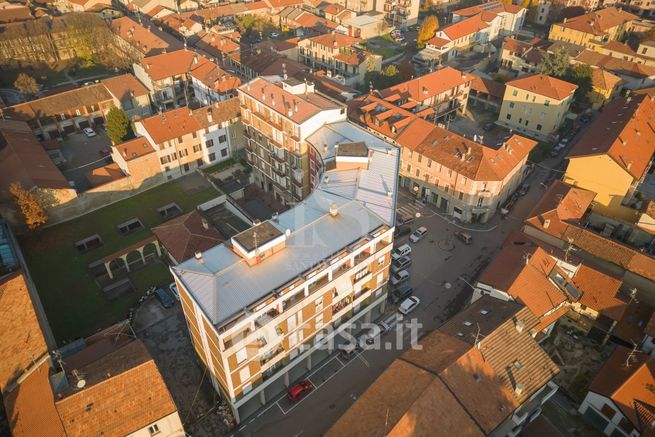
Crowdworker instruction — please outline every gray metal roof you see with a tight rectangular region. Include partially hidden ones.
[173,121,399,327]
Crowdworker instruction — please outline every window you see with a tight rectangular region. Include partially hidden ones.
[220,148,228,157]
[315,297,323,311]
[196,158,203,167]
[415,169,420,177]
[206,139,214,148]
[458,192,464,200]
[208,153,216,162]
[544,99,550,106]
[193,144,201,153]
[417,155,422,163]
[239,366,250,384]
[477,197,483,207]
[539,112,545,120]
[461,177,467,185]
[219,134,227,143]
[600,403,615,419]
[406,163,412,172]
[236,348,248,364]
[179,149,188,157]
[506,114,511,120]
[177,136,183,143]
[192,132,197,139]
[427,159,432,168]
[316,313,323,328]
[183,163,189,172]
[536,124,542,131]
[148,424,160,435]
[512,90,518,97]
[509,102,515,109]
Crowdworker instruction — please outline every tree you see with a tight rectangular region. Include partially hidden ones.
[398,60,416,81]
[106,107,133,145]
[538,48,570,77]
[417,15,439,49]
[14,73,39,95]
[568,64,593,102]
[9,182,47,230]
[640,28,655,42]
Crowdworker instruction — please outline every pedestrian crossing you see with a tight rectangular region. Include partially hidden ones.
[397,202,424,217]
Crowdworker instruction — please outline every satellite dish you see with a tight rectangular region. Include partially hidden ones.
[76,379,86,389]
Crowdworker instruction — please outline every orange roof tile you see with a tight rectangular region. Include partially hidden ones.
[111,16,182,56]
[441,14,490,41]
[152,211,224,262]
[307,32,361,48]
[556,7,637,37]
[0,272,49,392]
[189,59,242,93]
[139,107,203,144]
[140,49,216,82]
[506,73,577,100]
[114,136,156,161]
[591,67,622,91]
[380,67,473,103]
[573,264,627,321]
[85,162,126,187]
[470,75,506,98]
[101,73,149,100]
[567,94,655,180]
[453,1,523,17]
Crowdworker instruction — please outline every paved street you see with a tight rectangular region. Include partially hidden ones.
[232,162,556,437]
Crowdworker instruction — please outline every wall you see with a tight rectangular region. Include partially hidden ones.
[196,194,228,211]
[578,391,637,436]
[563,155,636,221]
[126,411,185,437]
[499,84,572,137]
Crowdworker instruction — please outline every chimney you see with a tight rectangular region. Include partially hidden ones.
[515,383,525,397]
[543,219,551,229]
[329,202,338,217]
[202,218,209,229]
[515,320,525,333]
[193,54,198,64]
[195,251,204,263]
[207,109,213,123]
[294,101,299,113]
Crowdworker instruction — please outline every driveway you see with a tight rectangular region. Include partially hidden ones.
[232,162,555,436]
[60,130,113,191]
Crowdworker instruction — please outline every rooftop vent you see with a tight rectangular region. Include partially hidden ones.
[329,202,338,217]
[480,309,489,315]
[515,320,525,333]
[515,382,525,396]
[195,251,203,263]
[463,321,472,326]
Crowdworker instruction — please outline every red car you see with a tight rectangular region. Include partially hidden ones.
[99,148,111,157]
[287,380,313,403]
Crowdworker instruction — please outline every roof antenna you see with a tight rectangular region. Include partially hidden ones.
[369,81,373,94]
[474,323,486,349]
[626,341,639,367]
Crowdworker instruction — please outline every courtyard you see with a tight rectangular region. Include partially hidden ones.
[20,175,221,344]
[59,129,114,191]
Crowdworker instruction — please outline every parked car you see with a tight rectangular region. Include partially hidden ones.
[83,127,97,137]
[518,183,530,196]
[390,285,413,303]
[287,380,313,402]
[99,148,111,157]
[154,288,174,309]
[454,231,472,245]
[394,225,412,238]
[360,325,381,346]
[409,227,428,243]
[391,255,412,273]
[271,32,280,38]
[392,244,411,261]
[378,321,392,334]
[390,270,410,286]
[579,113,591,123]
[398,296,420,315]
[483,122,495,131]
[397,213,415,226]
[168,282,180,301]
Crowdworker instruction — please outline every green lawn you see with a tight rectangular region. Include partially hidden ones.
[363,36,403,59]
[20,179,219,344]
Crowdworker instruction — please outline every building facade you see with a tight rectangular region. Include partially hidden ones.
[238,76,347,206]
[548,7,637,49]
[172,122,400,423]
[498,74,577,139]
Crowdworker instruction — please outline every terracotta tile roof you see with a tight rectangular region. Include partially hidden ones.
[327,297,558,436]
[589,346,655,432]
[380,67,473,104]
[573,264,627,321]
[0,3,32,24]
[140,49,216,82]
[188,59,241,94]
[307,32,360,48]
[265,0,304,9]
[196,32,241,58]
[153,211,225,263]
[334,50,367,65]
[294,11,337,29]
[0,272,49,392]
[503,37,532,55]
[567,94,655,180]
[138,106,203,144]
[348,94,537,182]
[239,76,338,124]
[55,340,179,436]
[111,16,182,56]
[323,3,345,15]
[233,48,308,77]
[441,14,490,41]
[470,75,506,98]
[556,7,637,37]
[452,0,524,17]
[191,98,240,128]
[613,300,653,346]
[603,40,637,56]
[85,162,126,187]
[533,306,568,332]
[101,73,149,101]
[478,242,567,317]
[0,119,70,192]
[591,67,622,91]
[114,136,156,162]
[427,36,450,48]
[576,50,655,78]
[3,361,66,437]
[506,73,577,100]
[5,84,112,121]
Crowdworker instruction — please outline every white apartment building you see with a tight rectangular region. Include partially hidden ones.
[171,120,400,423]
[238,76,347,205]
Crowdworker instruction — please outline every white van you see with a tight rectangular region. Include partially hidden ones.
[392,244,412,261]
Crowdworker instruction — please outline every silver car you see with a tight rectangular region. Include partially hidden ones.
[409,226,427,243]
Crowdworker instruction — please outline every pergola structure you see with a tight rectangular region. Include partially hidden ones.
[102,235,162,279]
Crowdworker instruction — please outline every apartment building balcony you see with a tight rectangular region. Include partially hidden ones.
[260,344,285,368]
[271,164,286,177]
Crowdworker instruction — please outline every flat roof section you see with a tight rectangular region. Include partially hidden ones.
[337,141,369,157]
[232,221,283,253]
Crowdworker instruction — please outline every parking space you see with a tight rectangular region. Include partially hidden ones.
[59,129,113,191]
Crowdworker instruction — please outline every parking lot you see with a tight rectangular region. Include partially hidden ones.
[59,129,113,191]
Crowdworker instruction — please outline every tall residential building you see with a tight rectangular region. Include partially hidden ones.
[238,76,347,206]
[171,120,400,423]
[375,0,420,28]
